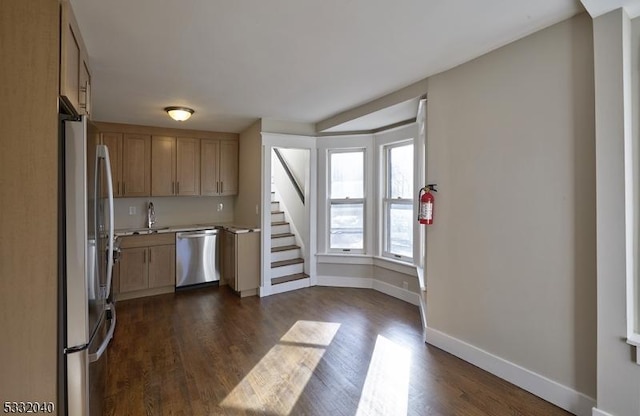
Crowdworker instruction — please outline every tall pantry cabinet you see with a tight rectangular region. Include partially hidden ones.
[0,0,60,406]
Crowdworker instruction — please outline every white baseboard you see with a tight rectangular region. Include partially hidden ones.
[592,408,615,416]
[316,275,420,305]
[260,278,310,297]
[372,279,420,305]
[425,327,596,416]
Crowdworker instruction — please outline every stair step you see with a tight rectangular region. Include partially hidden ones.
[271,258,304,268]
[271,244,299,253]
[271,212,285,222]
[272,273,309,285]
[271,222,290,234]
[271,233,296,248]
[271,244,301,262]
[270,260,304,278]
[271,232,295,239]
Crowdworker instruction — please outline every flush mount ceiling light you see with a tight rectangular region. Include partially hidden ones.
[164,106,194,121]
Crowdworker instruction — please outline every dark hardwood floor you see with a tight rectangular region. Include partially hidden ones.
[104,286,571,416]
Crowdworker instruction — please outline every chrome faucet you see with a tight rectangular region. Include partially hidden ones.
[147,201,156,228]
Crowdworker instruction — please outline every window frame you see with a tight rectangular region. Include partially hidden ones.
[381,140,414,263]
[327,148,366,254]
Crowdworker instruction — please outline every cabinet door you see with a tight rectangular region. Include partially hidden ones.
[200,139,220,196]
[219,140,238,196]
[119,247,148,293]
[122,134,151,197]
[151,136,176,196]
[60,2,80,113]
[101,133,123,197]
[236,232,260,292]
[176,137,200,196]
[78,57,91,117]
[222,231,236,290]
[148,245,175,288]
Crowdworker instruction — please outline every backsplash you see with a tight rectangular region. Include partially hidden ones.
[113,196,235,229]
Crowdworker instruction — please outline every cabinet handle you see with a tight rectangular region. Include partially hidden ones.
[149,249,151,263]
[117,182,120,195]
[123,182,126,195]
[216,181,219,193]
[221,181,223,193]
[172,181,175,195]
[177,182,180,194]
[143,250,146,263]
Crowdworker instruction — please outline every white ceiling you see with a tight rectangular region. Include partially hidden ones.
[70,0,585,133]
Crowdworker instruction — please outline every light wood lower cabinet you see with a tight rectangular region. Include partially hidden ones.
[116,233,175,300]
[222,230,260,297]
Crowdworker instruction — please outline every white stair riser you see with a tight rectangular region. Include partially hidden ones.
[271,223,290,234]
[271,212,285,223]
[271,236,296,247]
[271,263,304,278]
[271,202,280,212]
[271,193,276,202]
[272,248,301,262]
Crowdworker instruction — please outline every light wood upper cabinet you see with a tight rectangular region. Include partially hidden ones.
[152,136,199,196]
[122,134,151,197]
[151,136,176,196]
[219,141,238,195]
[201,139,238,196]
[101,132,123,197]
[177,138,200,196]
[60,1,91,117]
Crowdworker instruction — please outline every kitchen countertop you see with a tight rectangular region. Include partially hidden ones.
[115,223,260,237]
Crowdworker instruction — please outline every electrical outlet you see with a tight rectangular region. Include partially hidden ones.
[217,203,224,212]
[129,206,136,215]
[256,204,259,215]
[402,281,409,290]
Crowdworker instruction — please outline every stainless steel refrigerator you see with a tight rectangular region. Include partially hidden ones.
[58,115,116,416]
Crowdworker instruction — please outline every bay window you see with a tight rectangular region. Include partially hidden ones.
[328,149,365,252]
[382,142,414,261]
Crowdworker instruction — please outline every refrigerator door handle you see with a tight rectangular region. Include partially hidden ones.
[97,145,115,299]
[88,304,116,363]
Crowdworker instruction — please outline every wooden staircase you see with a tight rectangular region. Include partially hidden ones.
[270,192,308,285]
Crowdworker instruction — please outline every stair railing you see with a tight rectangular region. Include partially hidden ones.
[273,148,305,204]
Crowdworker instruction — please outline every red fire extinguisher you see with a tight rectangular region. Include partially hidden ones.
[418,184,437,225]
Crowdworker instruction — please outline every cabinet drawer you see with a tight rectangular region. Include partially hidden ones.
[119,232,176,249]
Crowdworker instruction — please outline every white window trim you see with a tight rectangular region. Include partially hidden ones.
[317,136,374,255]
[381,140,414,263]
[375,124,419,265]
[327,148,366,254]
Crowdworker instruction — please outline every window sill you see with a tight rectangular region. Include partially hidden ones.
[626,336,640,365]
[316,253,417,276]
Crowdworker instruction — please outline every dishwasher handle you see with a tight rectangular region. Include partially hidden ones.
[177,230,219,239]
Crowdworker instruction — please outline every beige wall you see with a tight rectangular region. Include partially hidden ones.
[235,120,262,227]
[0,0,59,406]
[593,9,640,416]
[425,13,596,399]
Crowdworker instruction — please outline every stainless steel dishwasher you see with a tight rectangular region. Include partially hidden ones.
[176,229,220,288]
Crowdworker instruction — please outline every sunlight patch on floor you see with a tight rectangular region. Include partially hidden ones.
[355,335,411,416]
[220,320,340,415]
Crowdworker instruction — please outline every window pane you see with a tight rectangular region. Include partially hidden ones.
[331,151,364,199]
[389,144,413,199]
[389,202,413,257]
[330,203,363,249]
